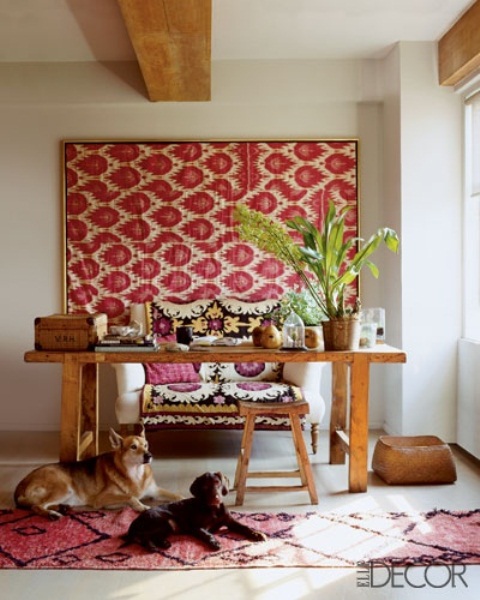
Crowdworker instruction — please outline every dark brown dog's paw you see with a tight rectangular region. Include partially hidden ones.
[250,530,268,542]
[206,536,221,550]
[144,539,171,552]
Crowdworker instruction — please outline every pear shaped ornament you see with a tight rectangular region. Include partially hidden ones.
[282,311,306,350]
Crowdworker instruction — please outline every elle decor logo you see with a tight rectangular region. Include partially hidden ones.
[356,561,469,589]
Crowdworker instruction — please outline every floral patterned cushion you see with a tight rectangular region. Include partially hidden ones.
[146,299,217,338]
[143,334,201,384]
[200,361,282,383]
[139,298,300,430]
[141,380,304,431]
[146,298,280,339]
[144,363,201,385]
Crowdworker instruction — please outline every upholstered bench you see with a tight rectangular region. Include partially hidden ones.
[112,298,326,453]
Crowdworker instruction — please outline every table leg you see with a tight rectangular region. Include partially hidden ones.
[59,354,82,462]
[349,353,370,492]
[330,362,348,464]
[59,356,98,462]
[81,362,99,459]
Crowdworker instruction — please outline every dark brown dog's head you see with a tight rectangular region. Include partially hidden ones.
[190,472,230,507]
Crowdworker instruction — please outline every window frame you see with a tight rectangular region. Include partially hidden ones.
[463,92,480,340]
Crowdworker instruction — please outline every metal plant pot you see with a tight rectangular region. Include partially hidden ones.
[322,316,360,351]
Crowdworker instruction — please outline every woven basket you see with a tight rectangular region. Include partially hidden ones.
[372,435,457,485]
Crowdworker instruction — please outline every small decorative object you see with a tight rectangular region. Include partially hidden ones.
[176,325,193,346]
[234,201,399,351]
[260,324,282,349]
[252,326,265,347]
[282,311,306,350]
[359,322,377,348]
[362,307,386,342]
[109,325,136,337]
[165,342,190,352]
[304,326,323,349]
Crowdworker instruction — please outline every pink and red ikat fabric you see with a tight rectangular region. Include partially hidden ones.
[64,140,358,323]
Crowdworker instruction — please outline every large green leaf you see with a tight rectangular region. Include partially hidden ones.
[235,200,399,319]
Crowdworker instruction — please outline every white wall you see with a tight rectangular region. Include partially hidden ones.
[380,43,463,440]
[379,45,405,434]
[0,49,463,439]
[458,339,480,458]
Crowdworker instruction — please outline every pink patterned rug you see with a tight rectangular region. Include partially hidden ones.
[1,508,479,570]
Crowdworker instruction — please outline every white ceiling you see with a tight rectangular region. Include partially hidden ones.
[0,0,475,63]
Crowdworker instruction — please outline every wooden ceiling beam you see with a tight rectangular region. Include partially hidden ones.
[439,0,480,86]
[117,0,211,101]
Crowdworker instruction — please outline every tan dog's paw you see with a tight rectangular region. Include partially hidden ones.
[36,507,64,520]
[130,498,151,512]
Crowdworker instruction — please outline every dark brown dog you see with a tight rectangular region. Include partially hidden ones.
[122,471,267,551]
[14,428,181,519]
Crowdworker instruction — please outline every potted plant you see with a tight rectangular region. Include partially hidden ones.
[268,289,324,326]
[234,201,399,350]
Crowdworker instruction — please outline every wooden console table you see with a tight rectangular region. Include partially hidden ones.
[24,345,406,493]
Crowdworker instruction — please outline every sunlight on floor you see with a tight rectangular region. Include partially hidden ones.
[387,493,433,534]
[324,493,382,514]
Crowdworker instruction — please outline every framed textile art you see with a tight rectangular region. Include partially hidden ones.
[63,140,358,324]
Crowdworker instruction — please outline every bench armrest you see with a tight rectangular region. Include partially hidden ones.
[111,363,145,394]
[111,363,146,426]
[283,361,327,423]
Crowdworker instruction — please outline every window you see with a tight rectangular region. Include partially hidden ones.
[463,92,480,340]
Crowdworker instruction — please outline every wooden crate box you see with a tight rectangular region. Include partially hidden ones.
[34,313,107,350]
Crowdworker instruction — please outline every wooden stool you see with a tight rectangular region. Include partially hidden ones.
[234,400,318,505]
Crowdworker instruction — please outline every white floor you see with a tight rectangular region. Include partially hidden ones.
[1,428,479,599]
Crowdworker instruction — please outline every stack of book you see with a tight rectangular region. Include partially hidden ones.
[95,335,158,352]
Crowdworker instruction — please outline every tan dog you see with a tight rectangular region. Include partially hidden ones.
[14,428,180,519]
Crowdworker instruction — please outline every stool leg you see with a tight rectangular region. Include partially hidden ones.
[233,419,248,490]
[311,423,319,454]
[290,415,319,505]
[234,414,256,506]
[290,416,308,487]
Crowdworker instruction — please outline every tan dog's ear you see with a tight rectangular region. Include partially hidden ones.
[138,422,146,437]
[109,428,123,449]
